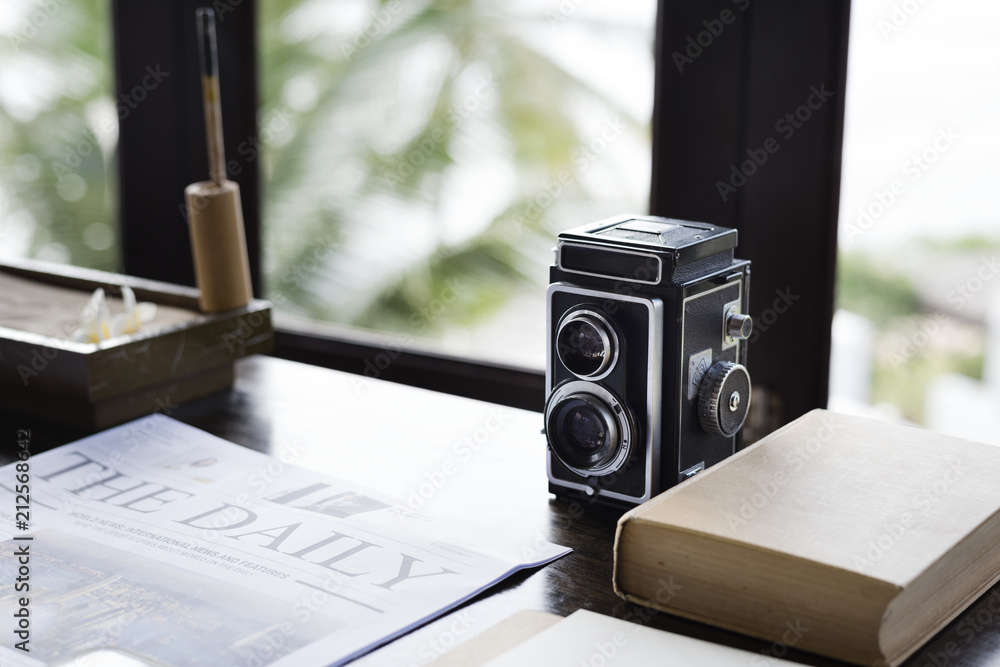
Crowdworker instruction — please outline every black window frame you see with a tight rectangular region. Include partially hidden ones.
[112,0,849,425]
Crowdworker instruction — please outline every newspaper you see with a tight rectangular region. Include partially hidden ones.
[0,415,570,666]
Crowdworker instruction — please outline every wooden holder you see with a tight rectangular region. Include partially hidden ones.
[185,179,253,313]
[0,257,272,431]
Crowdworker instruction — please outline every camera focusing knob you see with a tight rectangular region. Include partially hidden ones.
[698,361,752,437]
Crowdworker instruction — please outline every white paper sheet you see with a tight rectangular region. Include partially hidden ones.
[484,609,798,666]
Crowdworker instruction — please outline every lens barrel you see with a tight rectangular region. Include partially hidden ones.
[556,311,617,380]
[544,381,632,477]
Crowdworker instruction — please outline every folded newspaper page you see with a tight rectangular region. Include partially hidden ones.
[0,415,570,666]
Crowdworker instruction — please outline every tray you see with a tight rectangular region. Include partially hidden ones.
[0,258,272,429]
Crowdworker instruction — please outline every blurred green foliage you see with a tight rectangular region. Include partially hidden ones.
[0,0,117,270]
[871,349,983,423]
[918,235,1000,252]
[835,252,921,324]
[838,244,987,424]
[258,0,651,336]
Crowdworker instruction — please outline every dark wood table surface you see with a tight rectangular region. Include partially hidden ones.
[4,355,1000,666]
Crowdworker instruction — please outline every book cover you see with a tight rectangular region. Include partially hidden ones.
[613,409,1000,666]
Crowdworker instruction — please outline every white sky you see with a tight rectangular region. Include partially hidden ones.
[839,0,1000,249]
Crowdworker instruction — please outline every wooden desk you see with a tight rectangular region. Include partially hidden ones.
[5,356,1000,666]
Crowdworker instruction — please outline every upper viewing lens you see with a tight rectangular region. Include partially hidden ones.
[556,313,615,378]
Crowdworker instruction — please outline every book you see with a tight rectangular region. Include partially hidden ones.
[429,610,561,666]
[0,415,570,666]
[613,409,1000,667]
[429,609,797,666]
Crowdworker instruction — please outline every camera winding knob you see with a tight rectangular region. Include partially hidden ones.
[698,361,752,437]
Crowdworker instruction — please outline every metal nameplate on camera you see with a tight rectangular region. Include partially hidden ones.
[687,348,713,400]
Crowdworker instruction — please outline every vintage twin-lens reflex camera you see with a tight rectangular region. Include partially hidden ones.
[544,215,753,506]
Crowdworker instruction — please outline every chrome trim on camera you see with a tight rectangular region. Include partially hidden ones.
[680,462,705,480]
[546,283,662,504]
[556,243,662,285]
[555,309,619,382]
[721,298,744,351]
[544,381,632,478]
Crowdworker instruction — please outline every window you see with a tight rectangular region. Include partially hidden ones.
[105,0,846,419]
[0,0,117,270]
[257,0,657,370]
[832,0,1000,444]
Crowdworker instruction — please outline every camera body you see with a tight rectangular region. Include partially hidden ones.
[545,215,752,506]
